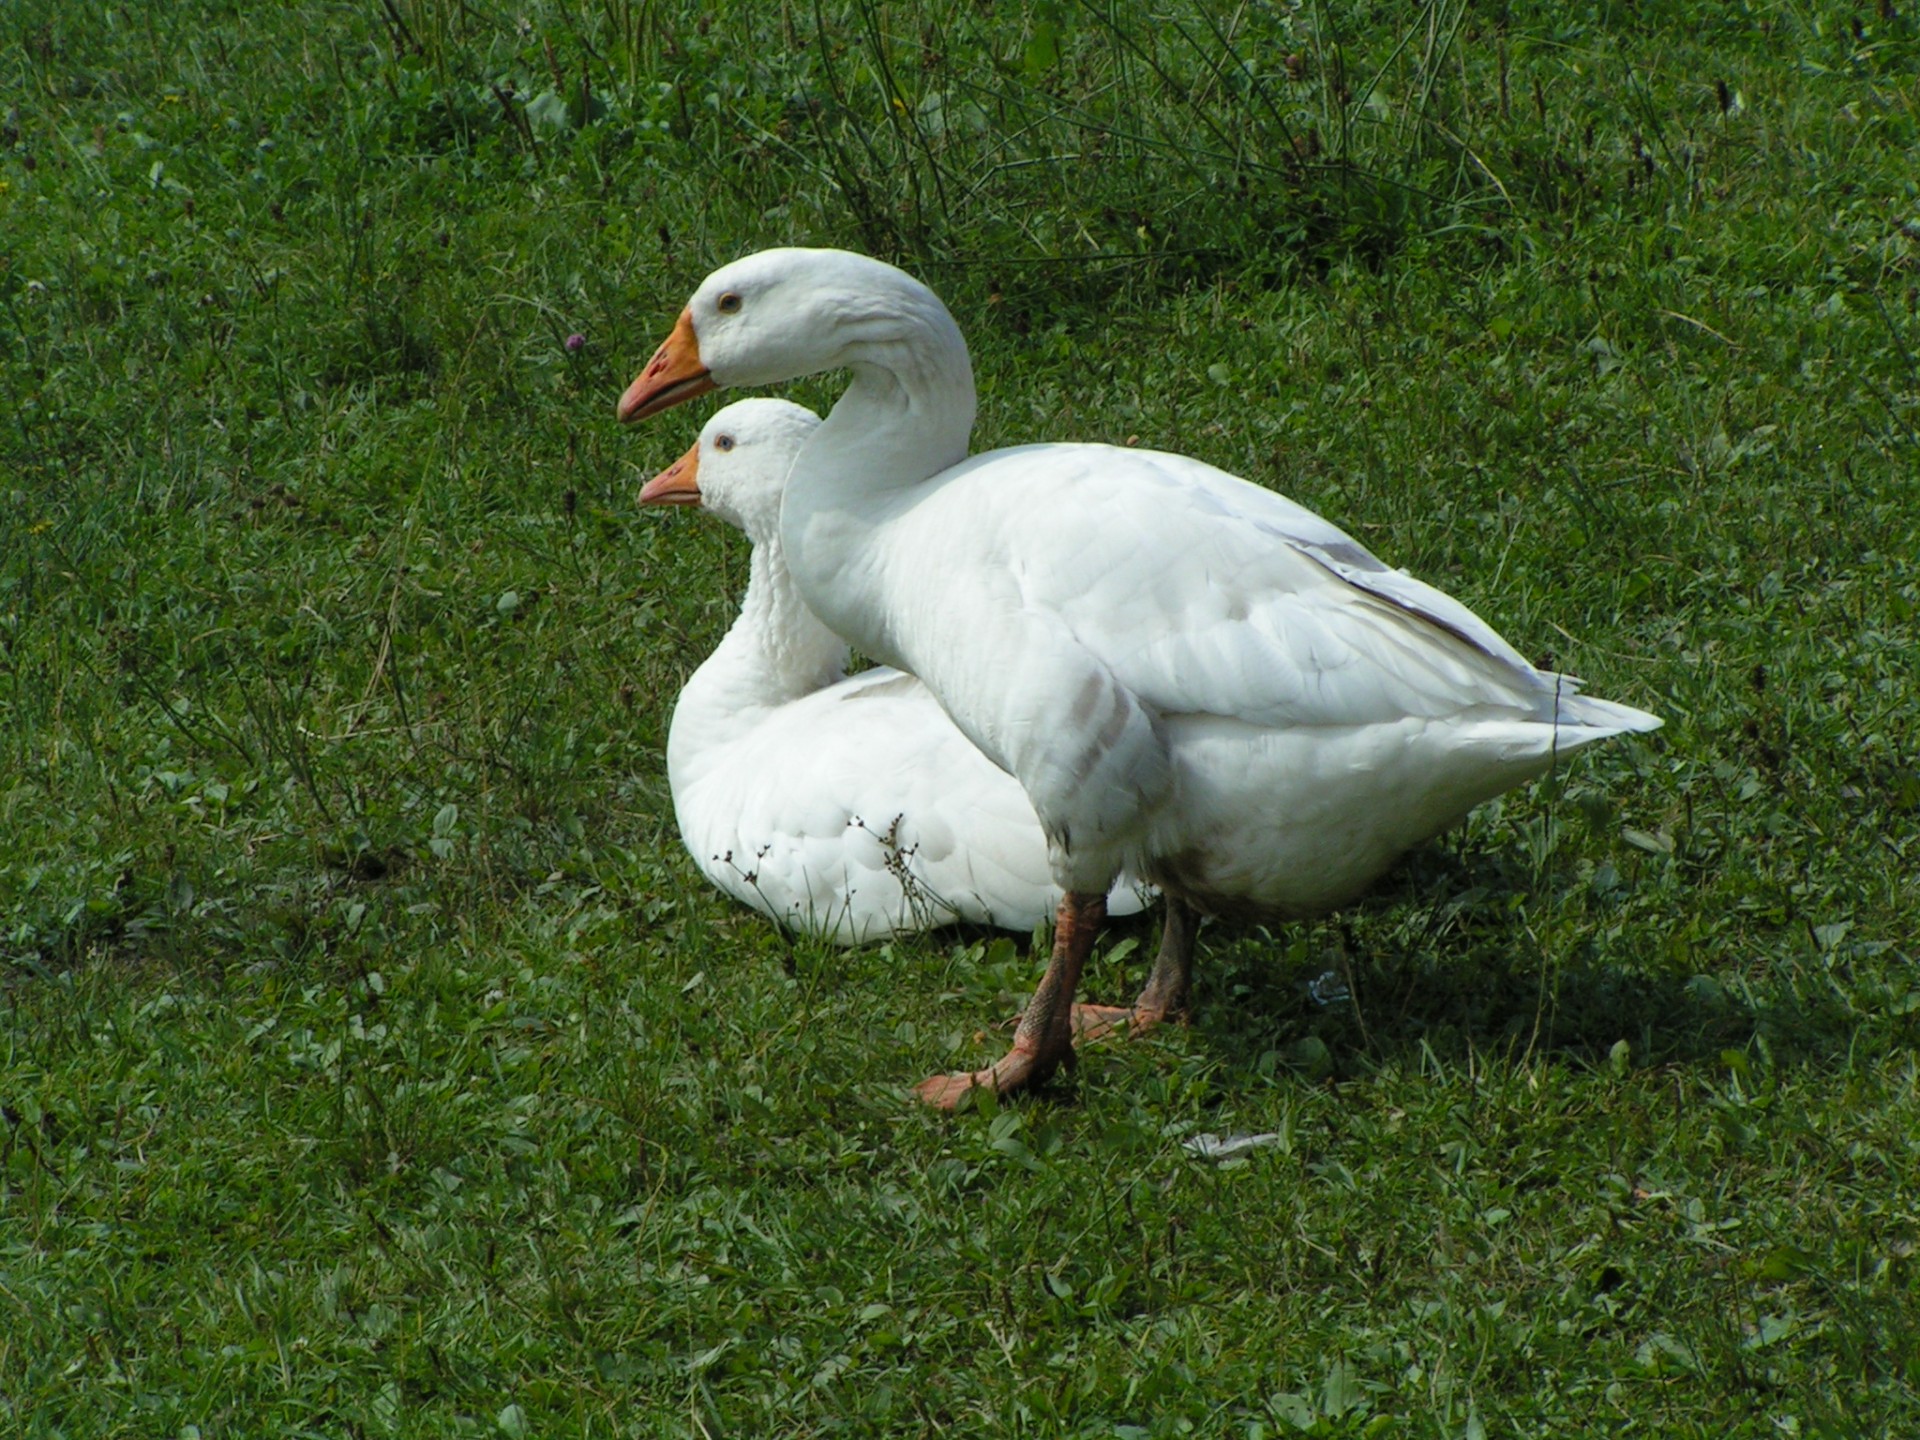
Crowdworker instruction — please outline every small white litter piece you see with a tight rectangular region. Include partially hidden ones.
[1182,1131,1287,1162]
[1305,968,1351,1007]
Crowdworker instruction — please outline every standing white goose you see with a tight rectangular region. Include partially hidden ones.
[619,248,1661,1107]
[642,396,1149,944]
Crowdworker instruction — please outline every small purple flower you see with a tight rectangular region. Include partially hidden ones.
[565,332,586,353]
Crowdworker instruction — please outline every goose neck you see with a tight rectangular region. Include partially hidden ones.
[667,536,847,778]
[812,287,977,488]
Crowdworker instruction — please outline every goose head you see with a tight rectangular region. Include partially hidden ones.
[616,248,967,423]
[638,398,822,544]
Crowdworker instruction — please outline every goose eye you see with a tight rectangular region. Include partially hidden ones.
[716,291,743,314]
[714,434,735,452]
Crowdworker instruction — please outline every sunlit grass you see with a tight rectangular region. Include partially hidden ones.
[3,1,1917,1434]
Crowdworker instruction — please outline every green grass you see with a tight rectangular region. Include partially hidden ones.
[4,0,1918,1434]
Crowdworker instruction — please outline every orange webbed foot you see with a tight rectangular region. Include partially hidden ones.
[912,1036,1072,1110]
[1070,1002,1139,1043]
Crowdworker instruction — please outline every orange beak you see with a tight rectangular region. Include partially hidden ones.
[638,441,702,507]
[617,308,716,423]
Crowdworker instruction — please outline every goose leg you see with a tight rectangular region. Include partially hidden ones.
[1133,896,1197,1023]
[1072,897,1198,1040]
[914,890,1105,1110]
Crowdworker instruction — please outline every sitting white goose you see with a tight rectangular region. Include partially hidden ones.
[619,249,1662,1106]
[641,397,1149,945]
